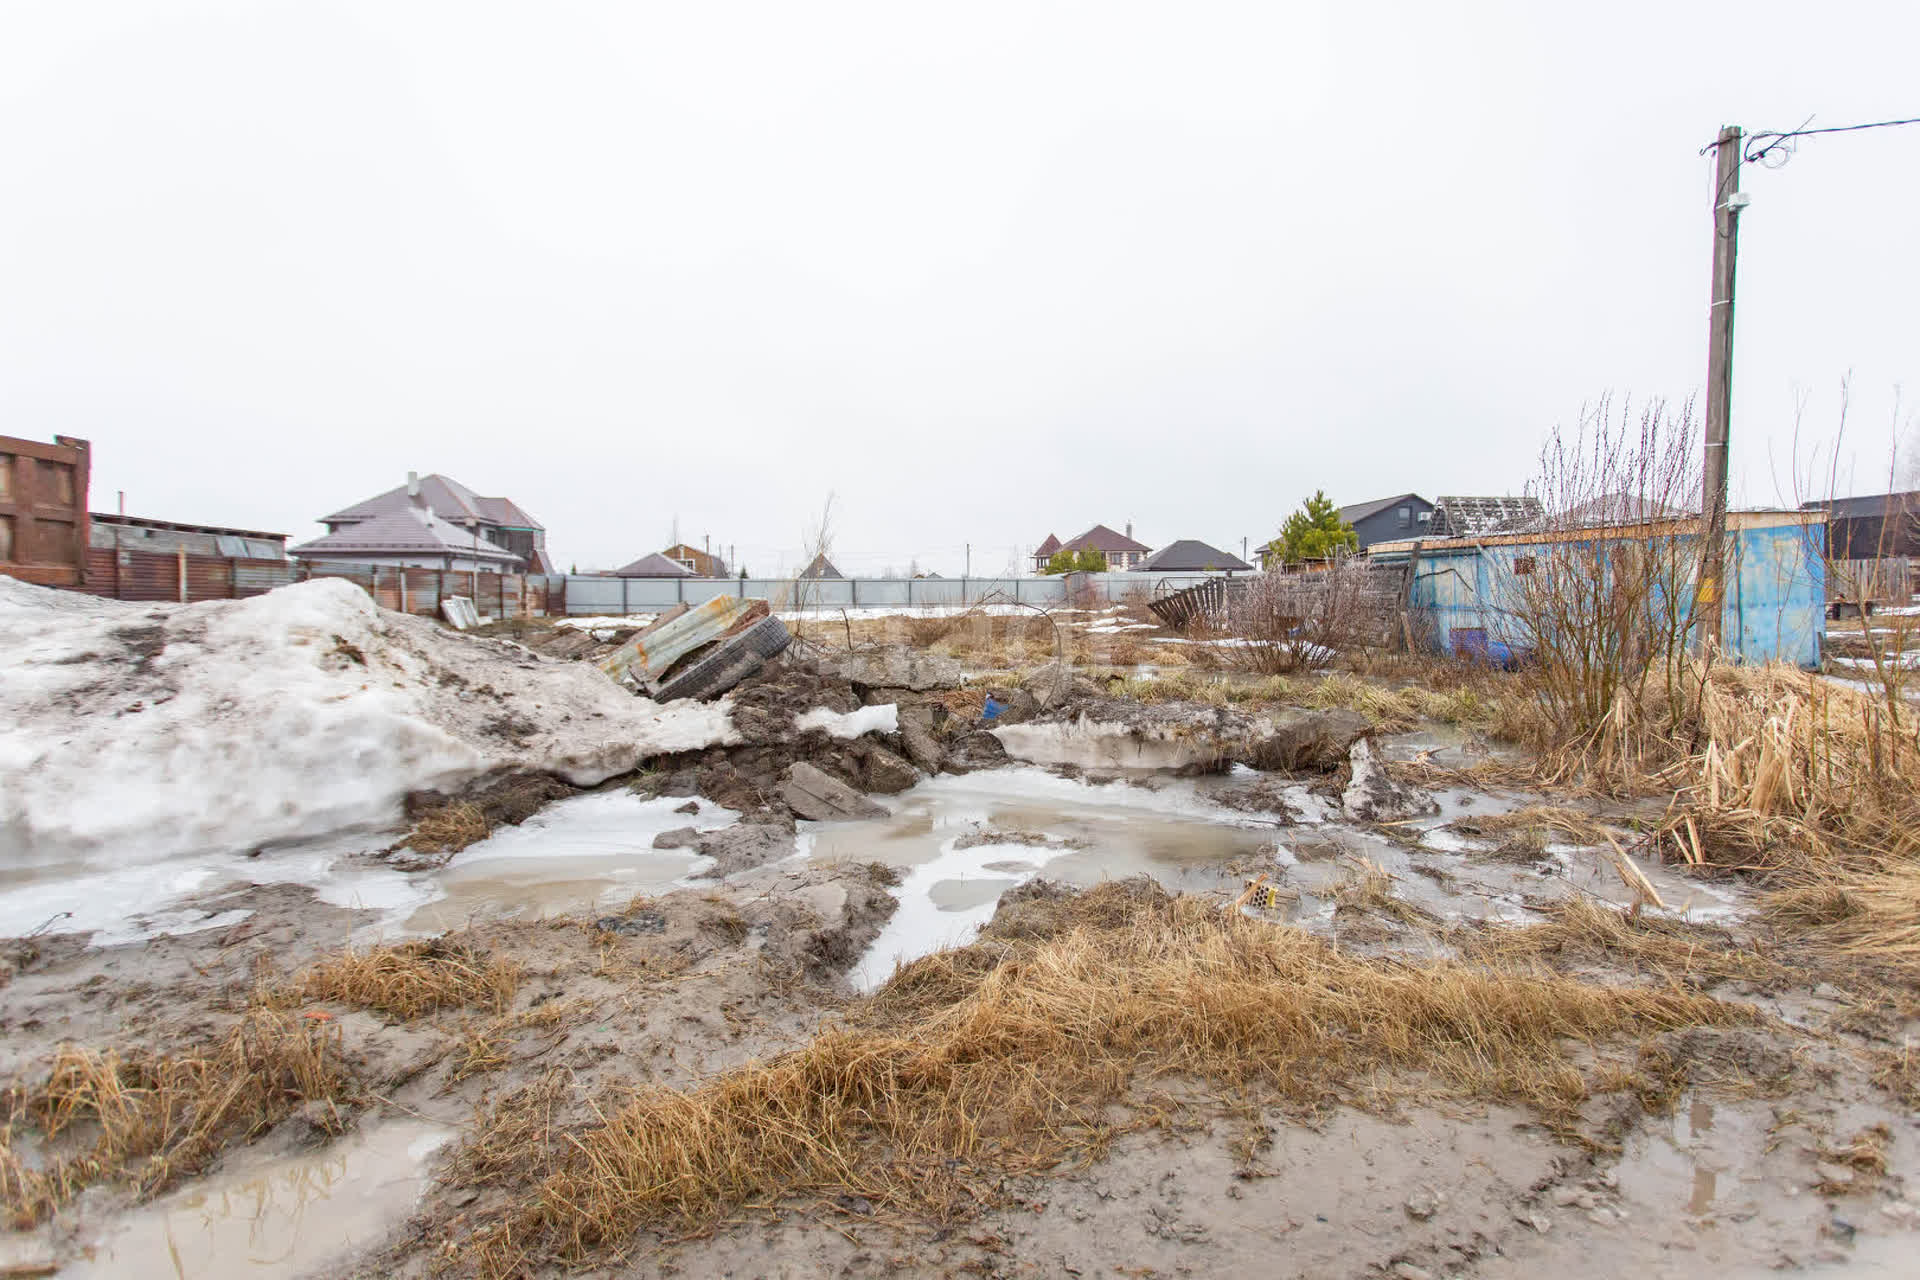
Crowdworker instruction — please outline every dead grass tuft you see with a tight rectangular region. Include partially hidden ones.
[287,939,521,1020]
[405,802,491,855]
[0,1010,355,1228]
[445,881,1753,1272]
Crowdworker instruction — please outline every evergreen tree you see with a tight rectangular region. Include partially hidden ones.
[1042,548,1109,574]
[1274,491,1357,564]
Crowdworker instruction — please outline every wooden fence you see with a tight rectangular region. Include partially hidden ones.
[1828,557,1914,607]
[58,545,564,618]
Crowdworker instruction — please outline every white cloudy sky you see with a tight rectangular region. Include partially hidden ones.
[2,2,1916,575]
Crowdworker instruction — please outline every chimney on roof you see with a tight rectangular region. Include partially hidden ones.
[406,471,421,502]
[1126,520,1133,540]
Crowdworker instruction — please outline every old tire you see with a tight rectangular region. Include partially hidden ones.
[651,615,793,702]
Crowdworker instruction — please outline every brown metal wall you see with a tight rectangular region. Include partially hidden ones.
[0,434,91,586]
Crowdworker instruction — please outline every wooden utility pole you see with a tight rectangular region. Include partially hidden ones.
[1700,124,1744,650]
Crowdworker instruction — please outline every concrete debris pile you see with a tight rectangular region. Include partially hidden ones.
[986,667,1370,776]
[599,596,793,703]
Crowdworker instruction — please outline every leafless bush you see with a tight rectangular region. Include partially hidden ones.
[1491,397,1707,763]
[1219,558,1397,675]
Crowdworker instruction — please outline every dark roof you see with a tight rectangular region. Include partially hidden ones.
[1804,491,1920,520]
[323,474,545,532]
[609,552,695,578]
[1337,493,1426,526]
[93,513,287,541]
[290,508,524,563]
[1136,540,1253,573]
[1430,495,1545,538]
[1061,524,1150,554]
[800,552,843,579]
[1034,534,1062,557]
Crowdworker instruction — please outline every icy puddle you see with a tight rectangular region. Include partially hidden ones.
[66,1119,452,1279]
[400,791,737,932]
[0,791,742,945]
[803,768,1284,988]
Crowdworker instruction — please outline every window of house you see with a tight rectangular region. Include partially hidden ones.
[0,455,11,498]
[0,515,12,561]
[1398,506,1411,528]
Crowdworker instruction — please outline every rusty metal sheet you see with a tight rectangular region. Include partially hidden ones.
[599,595,761,689]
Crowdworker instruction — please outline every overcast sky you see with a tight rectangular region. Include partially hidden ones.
[3,2,1916,575]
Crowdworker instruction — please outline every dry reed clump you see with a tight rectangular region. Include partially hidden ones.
[287,938,521,1020]
[903,616,957,647]
[404,803,491,855]
[0,1010,355,1228]
[447,881,1754,1273]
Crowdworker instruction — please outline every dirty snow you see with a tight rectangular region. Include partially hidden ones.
[554,613,659,630]
[0,576,737,873]
[794,703,899,740]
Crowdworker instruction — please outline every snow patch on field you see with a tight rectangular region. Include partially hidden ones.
[0,576,737,873]
[794,704,899,740]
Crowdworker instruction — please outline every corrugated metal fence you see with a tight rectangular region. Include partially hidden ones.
[560,571,1233,615]
[62,546,565,618]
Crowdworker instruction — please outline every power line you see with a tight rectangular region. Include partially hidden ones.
[1706,113,1920,166]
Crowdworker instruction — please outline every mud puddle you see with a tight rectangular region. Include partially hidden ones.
[400,791,738,932]
[803,768,1278,987]
[65,1119,452,1279]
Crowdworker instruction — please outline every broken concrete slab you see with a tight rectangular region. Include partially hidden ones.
[859,743,920,794]
[944,731,1010,773]
[780,761,888,822]
[1244,708,1371,772]
[899,716,947,774]
[1342,737,1439,822]
[651,826,704,850]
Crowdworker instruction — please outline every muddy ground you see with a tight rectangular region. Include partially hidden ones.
[3,623,1917,1279]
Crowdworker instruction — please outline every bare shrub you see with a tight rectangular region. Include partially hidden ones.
[1218,558,1398,675]
[1491,398,1708,769]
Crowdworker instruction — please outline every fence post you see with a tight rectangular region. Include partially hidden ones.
[850,578,858,607]
[621,577,629,614]
[676,577,684,604]
[230,557,239,598]
[906,577,912,607]
[439,571,448,613]
[400,569,409,613]
[177,548,187,603]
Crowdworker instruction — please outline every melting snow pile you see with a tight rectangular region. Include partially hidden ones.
[0,577,738,871]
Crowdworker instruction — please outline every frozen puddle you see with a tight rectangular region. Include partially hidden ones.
[802,768,1280,989]
[66,1119,452,1279]
[0,791,746,945]
[401,791,738,932]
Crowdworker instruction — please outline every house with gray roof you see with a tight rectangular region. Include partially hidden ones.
[289,505,526,571]
[1032,523,1152,571]
[307,472,552,572]
[1337,493,1435,550]
[608,552,695,578]
[1135,539,1252,573]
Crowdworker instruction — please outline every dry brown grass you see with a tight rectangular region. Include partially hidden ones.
[405,803,491,855]
[0,1010,355,1228]
[286,939,521,1020]
[445,881,1753,1273]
